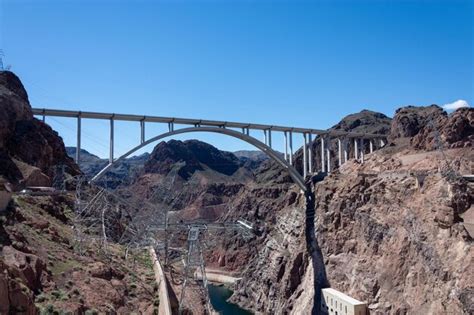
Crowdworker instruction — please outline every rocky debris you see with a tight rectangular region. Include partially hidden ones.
[1,194,156,314]
[0,71,80,187]
[87,261,125,281]
[0,259,37,314]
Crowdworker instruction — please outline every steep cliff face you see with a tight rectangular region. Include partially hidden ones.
[0,71,80,187]
[312,147,472,314]
[229,106,473,315]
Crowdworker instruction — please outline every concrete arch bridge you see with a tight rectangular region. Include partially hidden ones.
[33,108,386,191]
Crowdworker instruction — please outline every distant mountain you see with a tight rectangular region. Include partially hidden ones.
[65,147,149,188]
[121,139,255,221]
[330,109,392,134]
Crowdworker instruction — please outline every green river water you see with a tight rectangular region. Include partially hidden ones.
[208,284,253,315]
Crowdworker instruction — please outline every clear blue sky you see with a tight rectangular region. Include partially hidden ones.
[1,0,472,158]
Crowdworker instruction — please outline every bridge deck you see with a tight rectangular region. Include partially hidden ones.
[32,107,385,138]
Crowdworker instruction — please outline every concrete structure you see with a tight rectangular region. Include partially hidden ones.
[194,269,241,285]
[149,247,172,315]
[321,288,367,315]
[33,108,387,190]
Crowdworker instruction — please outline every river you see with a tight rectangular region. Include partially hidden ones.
[208,284,253,315]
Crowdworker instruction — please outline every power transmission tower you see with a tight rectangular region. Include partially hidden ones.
[179,226,212,315]
[52,165,66,191]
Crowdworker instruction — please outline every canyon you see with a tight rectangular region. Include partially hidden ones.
[0,70,473,314]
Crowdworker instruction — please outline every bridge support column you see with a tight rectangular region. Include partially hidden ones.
[360,139,364,163]
[369,139,373,153]
[110,118,114,163]
[321,136,326,172]
[168,122,174,132]
[343,138,348,163]
[308,133,313,174]
[268,129,272,148]
[264,130,268,145]
[289,131,293,165]
[76,116,81,164]
[140,120,145,144]
[326,138,331,173]
[337,138,342,167]
[354,138,359,160]
[284,131,288,161]
[380,138,385,147]
[303,133,308,178]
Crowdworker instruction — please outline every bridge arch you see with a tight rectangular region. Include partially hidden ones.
[90,126,307,191]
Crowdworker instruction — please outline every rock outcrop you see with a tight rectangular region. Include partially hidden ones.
[389,105,473,150]
[0,71,80,188]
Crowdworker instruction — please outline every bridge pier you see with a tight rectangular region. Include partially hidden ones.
[110,118,114,163]
[289,131,294,165]
[140,119,145,144]
[369,139,373,153]
[303,133,308,178]
[168,122,174,132]
[76,116,81,164]
[380,138,385,147]
[343,138,348,163]
[268,129,272,148]
[326,138,331,173]
[321,136,326,172]
[308,133,313,173]
[337,138,342,167]
[354,138,359,160]
[360,138,364,163]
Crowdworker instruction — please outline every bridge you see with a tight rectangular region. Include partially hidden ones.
[33,108,387,191]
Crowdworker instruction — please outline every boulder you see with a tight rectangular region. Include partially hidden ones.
[389,105,446,141]
[0,259,37,314]
[87,262,125,280]
[2,246,49,292]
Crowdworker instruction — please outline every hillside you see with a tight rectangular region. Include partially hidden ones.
[120,139,256,221]
[0,72,159,314]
